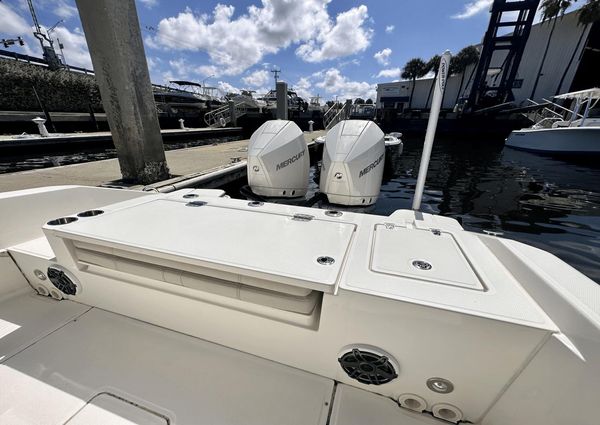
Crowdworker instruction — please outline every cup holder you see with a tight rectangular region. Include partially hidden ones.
[77,209,104,217]
[47,217,78,226]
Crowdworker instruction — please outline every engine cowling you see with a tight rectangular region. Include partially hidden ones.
[247,120,310,198]
[320,120,385,206]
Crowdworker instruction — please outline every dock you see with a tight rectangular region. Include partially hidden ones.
[0,126,242,153]
[0,130,325,193]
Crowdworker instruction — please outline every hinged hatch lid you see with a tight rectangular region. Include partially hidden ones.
[49,199,355,292]
[370,224,484,290]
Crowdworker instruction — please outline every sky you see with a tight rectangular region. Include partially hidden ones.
[0,0,581,101]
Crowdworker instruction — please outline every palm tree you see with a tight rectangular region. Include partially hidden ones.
[451,46,480,104]
[424,55,441,110]
[401,58,428,110]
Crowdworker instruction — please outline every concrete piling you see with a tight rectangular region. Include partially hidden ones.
[276,81,288,120]
[75,0,169,184]
[228,101,237,126]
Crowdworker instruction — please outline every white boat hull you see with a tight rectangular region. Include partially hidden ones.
[506,127,600,155]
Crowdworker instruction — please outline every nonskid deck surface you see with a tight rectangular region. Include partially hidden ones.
[0,293,333,425]
[0,292,443,425]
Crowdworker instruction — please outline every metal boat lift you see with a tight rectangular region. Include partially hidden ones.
[467,0,540,110]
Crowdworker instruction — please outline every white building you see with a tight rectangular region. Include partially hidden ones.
[377,11,598,113]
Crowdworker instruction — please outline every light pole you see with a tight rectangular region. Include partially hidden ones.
[201,74,214,88]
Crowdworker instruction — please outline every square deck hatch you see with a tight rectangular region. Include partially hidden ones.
[370,224,484,291]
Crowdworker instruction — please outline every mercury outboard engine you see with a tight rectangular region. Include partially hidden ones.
[320,120,385,206]
[247,120,309,198]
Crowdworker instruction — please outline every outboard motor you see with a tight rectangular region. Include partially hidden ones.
[247,120,309,198]
[320,120,385,206]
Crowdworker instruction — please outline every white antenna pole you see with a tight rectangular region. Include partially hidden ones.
[412,50,451,211]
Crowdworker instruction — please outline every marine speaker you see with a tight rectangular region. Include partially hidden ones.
[47,266,79,296]
[338,347,398,385]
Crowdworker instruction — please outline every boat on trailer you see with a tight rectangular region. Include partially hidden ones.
[505,88,600,156]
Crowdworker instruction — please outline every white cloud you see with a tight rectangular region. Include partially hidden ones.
[167,57,190,80]
[373,48,391,66]
[0,2,92,68]
[147,1,371,76]
[242,69,270,87]
[338,58,361,68]
[217,80,240,95]
[0,2,31,36]
[296,5,372,63]
[0,3,42,56]
[146,56,160,71]
[195,65,220,78]
[452,0,493,19]
[139,0,158,9]
[376,67,400,79]
[53,0,78,19]
[315,67,375,100]
[53,26,92,69]
[385,25,394,34]
[294,76,314,100]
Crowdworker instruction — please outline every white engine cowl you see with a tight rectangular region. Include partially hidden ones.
[320,120,385,206]
[247,120,310,198]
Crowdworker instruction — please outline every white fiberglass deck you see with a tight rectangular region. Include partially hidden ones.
[0,292,445,425]
[0,293,334,425]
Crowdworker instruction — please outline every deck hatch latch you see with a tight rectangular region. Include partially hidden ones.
[292,213,314,222]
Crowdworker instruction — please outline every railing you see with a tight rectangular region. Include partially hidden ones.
[203,102,248,127]
[531,117,562,129]
[323,102,351,130]
[521,98,584,125]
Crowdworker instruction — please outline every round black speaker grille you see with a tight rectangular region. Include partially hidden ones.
[338,348,398,385]
[47,267,78,295]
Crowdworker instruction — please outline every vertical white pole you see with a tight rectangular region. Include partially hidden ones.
[412,50,451,211]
